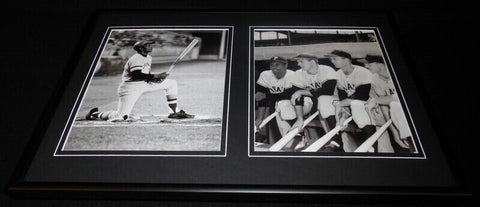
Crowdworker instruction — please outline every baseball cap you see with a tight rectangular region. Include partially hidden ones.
[269,56,288,64]
[325,50,352,59]
[360,54,385,64]
[293,53,318,60]
[134,40,155,47]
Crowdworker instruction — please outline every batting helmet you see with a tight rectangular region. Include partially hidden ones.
[133,40,155,52]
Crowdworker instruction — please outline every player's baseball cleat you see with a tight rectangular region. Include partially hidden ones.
[255,132,268,143]
[168,110,195,119]
[319,142,344,152]
[109,115,129,122]
[294,139,306,151]
[85,107,99,120]
[291,133,306,151]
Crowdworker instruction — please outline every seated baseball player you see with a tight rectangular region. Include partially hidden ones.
[255,56,310,151]
[290,53,342,152]
[326,50,377,152]
[85,40,194,121]
[360,54,415,153]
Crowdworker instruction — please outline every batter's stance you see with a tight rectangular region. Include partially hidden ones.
[86,40,194,121]
[327,50,377,150]
[361,54,415,153]
[291,53,342,152]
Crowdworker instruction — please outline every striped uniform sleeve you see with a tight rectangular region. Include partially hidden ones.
[126,55,153,81]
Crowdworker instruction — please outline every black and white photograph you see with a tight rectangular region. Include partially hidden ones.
[55,27,232,156]
[250,27,425,158]
[6,11,468,203]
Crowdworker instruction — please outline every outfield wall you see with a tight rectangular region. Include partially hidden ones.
[254,42,382,60]
[94,46,200,76]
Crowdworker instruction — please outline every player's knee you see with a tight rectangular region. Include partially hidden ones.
[276,100,296,120]
[302,97,313,115]
[350,100,365,112]
[350,100,364,107]
[294,96,304,106]
[350,100,370,129]
[389,101,401,109]
[317,96,335,118]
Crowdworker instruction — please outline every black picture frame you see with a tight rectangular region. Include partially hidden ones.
[8,11,470,203]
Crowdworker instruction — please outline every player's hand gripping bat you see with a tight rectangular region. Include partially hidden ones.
[302,117,353,152]
[269,111,319,152]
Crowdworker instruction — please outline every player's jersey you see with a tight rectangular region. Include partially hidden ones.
[122,54,152,82]
[336,65,373,96]
[371,74,396,97]
[257,70,297,94]
[294,65,337,90]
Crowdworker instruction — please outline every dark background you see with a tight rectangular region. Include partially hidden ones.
[1,0,473,206]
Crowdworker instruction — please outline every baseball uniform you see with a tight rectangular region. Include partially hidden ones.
[87,39,194,121]
[257,69,310,136]
[294,64,337,119]
[336,65,375,128]
[371,73,412,140]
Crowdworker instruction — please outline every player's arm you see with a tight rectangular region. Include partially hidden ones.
[291,104,305,131]
[290,91,306,131]
[130,70,169,82]
[371,95,398,106]
[255,83,269,102]
[349,84,371,101]
[127,54,169,82]
[255,105,268,129]
[130,70,155,82]
[337,84,371,107]
[311,79,337,97]
[270,85,301,102]
[291,89,313,104]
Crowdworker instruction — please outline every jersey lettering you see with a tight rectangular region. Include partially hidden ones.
[346,83,355,91]
[387,88,395,95]
[308,81,323,89]
[372,74,396,97]
[269,86,285,93]
[257,70,296,95]
[337,65,373,96]
[296,65,337,90]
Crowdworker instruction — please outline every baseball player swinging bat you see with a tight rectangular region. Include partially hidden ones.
[269,111,319,152]
[167,38,199,74]
[354,119,392,152]
[302,117,353,152]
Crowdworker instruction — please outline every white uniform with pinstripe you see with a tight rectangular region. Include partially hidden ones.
[336,65,374,128]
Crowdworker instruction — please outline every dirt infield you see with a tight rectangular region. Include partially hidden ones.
[62,60,227,152]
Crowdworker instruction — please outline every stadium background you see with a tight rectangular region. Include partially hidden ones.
[96,29,228,75]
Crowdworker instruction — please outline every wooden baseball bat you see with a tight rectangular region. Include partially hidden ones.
[258,111,278,129]
[302,117,353,152]
[269,111,319,152]
[354,119,392,152]
[167,38,199,73]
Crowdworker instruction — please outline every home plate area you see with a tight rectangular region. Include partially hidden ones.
[74,114,222,127]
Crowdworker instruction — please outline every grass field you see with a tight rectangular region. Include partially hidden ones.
[62,60,227,152]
